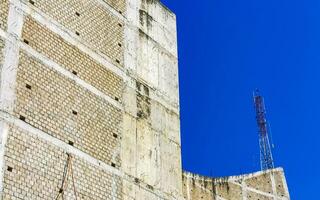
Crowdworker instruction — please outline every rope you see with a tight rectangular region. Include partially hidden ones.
[54,155,70,200]
[70,158,79,200]
[54,153,79,200]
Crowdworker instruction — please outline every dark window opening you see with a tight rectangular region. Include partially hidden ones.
[147,184,154,190]
[68,141,74,146]
[19,115,26,122]
[26,84,32,90]
[7,166,13,172]
[23,39,29,45]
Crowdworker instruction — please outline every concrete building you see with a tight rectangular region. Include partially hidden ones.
[183,168,290,200]
[0,0,289,199]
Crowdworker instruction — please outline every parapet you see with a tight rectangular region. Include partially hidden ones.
[182,168,290,200]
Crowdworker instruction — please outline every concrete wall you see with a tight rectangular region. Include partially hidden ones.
[182,168,290,200]
[0,0,290,200]
[0,0,182,199]
[122,0,182,199]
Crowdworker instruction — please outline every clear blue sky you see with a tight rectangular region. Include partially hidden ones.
[162,0,320,199]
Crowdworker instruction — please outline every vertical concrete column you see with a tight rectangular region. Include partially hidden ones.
[124,0,140,73]
[270,172,277,200]
[242,180,248,200]
[0,1,24,199]
[0,121,9,199]
[186,175,191,200]
[0,0,23,113]
[121,0,139,199]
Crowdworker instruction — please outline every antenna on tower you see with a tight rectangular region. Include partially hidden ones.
[253,89,275,171]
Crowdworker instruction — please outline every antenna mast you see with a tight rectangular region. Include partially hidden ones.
[253,89,274,170]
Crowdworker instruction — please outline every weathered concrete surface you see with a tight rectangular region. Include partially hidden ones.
[182,168,290,200]
[0,0,290,199]
[122,0,182,199]
[0,0,182,199]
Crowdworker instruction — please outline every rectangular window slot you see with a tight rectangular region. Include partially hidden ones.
[134,178,140,183]
[68,141,74,146]
[111,163,116,168]
[119,11,122,14]
[118,43,122,47]
[7,166,13,172]
[118,23,123,27]
[26,84,32,90]
[72,110,78,115]
[113,133,118,138]
[29,0,35,5]
[19,115,26,122]
[144,85,149,96]
[72,70,78,76]
[116,59,120,64]
[23,39,29,45]
[75,31,80,36]
[75,12,80,17]
[137,111,143,118]
[147,184,154,190]
[114,97,119,101]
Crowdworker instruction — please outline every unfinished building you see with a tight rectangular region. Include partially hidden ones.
[0,0,289,199]
[183,168,290,200]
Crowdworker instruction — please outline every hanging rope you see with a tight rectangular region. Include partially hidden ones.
[70,156,79,200]
[54,153,79,200]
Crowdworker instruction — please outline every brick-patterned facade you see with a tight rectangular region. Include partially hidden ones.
[274,171,287,197]
[0,0,289,200]
[245,173,273,194]
[22,0,124,67]
[0,0,9,30]
[22,17,123,101]
[15,51,122,167]
[182,170,289,200]
[0,38,4,66]
[103,0,126,15]
[3,125,122,200]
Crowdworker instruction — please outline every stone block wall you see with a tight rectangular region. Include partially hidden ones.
[182,168,290,200]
